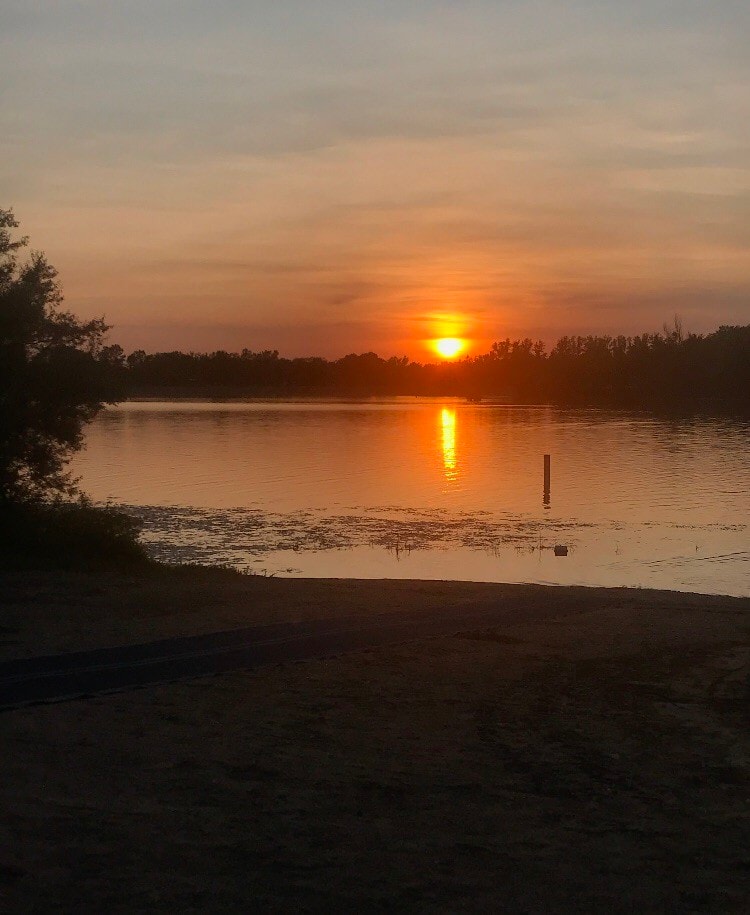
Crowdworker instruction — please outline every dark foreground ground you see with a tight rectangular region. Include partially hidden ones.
[1,567,749,912]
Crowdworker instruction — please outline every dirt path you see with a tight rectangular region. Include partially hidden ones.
[1,604,567,710]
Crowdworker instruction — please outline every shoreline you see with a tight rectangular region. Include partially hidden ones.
[120,393,750,418]
[2,564,748,661]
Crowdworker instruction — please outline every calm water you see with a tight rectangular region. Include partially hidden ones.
[72,399,750,595]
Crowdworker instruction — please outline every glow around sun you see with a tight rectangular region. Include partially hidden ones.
[433,337,466,359]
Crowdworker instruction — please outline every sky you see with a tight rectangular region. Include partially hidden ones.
[2,1,749,359]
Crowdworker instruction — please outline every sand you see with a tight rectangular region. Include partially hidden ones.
[1,567,748,911]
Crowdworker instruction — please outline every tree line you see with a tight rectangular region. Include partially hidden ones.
[118,322,750,408]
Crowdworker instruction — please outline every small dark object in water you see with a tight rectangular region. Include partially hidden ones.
[554,545,568,556]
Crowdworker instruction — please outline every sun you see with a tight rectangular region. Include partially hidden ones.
[433,337,466,359]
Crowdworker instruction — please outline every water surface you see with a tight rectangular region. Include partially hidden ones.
[72,399,750,595]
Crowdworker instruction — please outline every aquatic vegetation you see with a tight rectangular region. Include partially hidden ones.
[129,503,591,567]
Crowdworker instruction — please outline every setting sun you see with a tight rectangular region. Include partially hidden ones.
[434,338,466,359]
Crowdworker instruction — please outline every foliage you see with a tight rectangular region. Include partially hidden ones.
[124,321,750,408]
[0,208,143,568]
[0,498,147,569]
[0,208,126,503]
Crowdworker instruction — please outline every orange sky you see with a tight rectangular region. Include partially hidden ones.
[3,2,749,358]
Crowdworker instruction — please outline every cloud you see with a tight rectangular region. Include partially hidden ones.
[1,1,748,354]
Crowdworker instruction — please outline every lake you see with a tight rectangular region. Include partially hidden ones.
[72,399,750,596]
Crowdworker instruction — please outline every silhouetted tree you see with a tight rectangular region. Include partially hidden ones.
[0,208,125,503]
[122,324,750,408]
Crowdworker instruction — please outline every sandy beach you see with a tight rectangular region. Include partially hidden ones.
[1,567,749,911]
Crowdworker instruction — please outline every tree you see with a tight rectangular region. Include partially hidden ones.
[0,208,125,504]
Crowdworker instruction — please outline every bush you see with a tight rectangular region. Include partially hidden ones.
[0,499,148,570]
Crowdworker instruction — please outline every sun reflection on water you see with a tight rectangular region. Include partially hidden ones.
[441,408,458,481]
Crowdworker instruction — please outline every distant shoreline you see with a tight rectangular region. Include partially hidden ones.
[119,391,750,419]
[125,387,515,401]
[119,324,750,410]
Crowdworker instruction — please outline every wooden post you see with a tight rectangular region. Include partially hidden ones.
[543,454,551,506]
